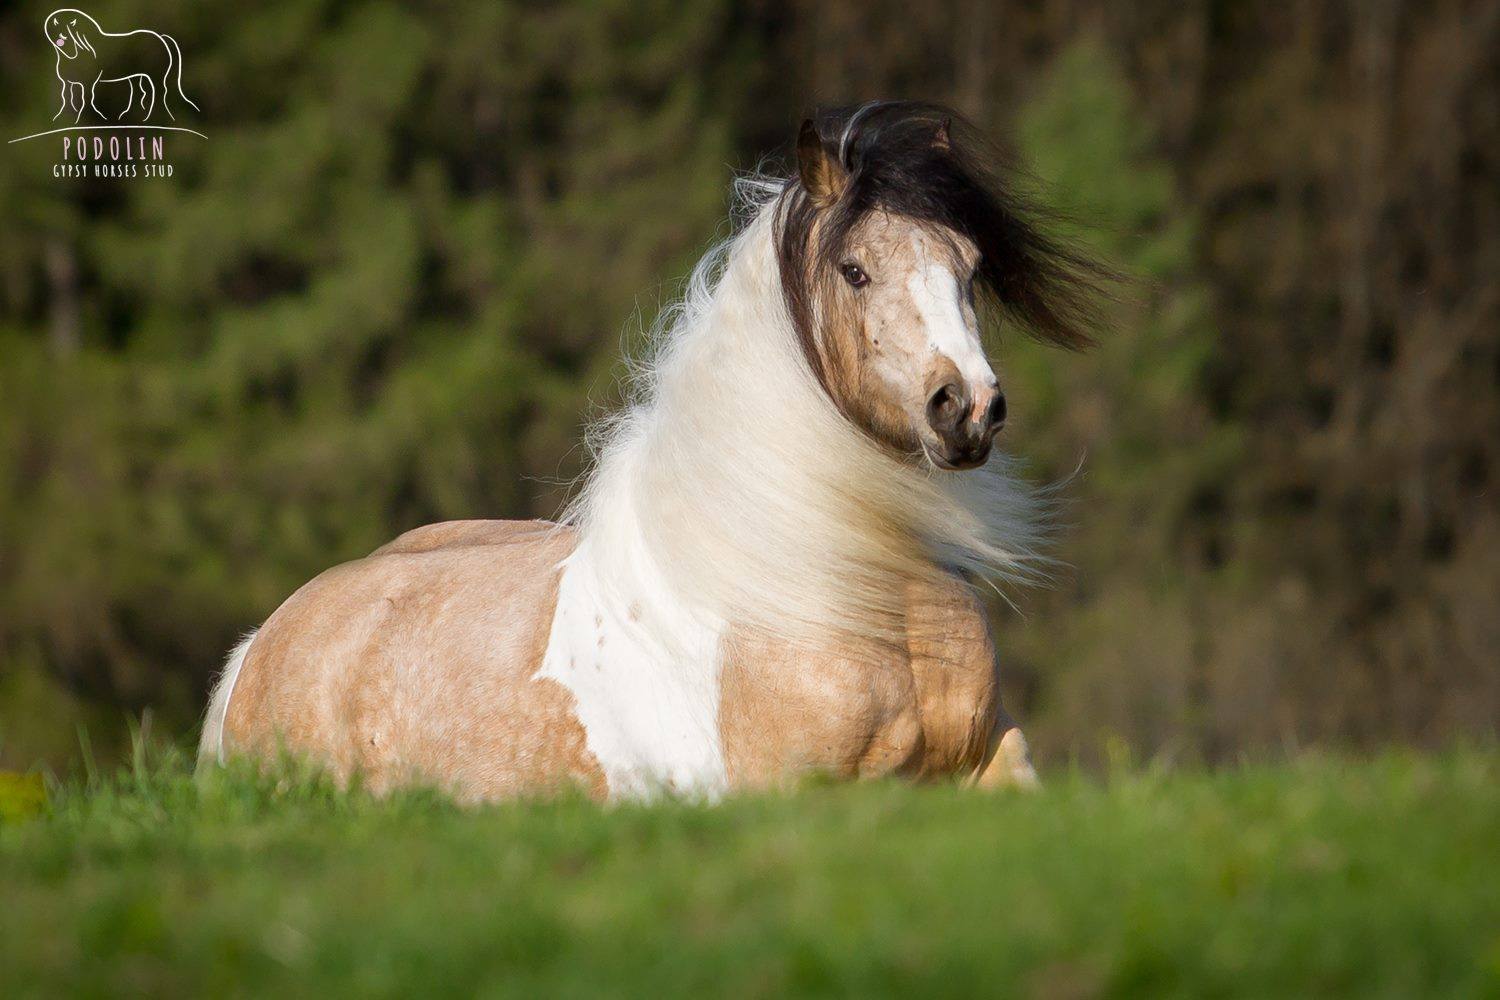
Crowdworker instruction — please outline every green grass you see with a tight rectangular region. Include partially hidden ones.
[2,750,1498,998]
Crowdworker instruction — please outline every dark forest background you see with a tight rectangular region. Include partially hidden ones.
[1,0,1496,772]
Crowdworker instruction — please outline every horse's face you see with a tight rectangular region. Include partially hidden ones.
[818,211,1002,470]
[44,9,88,60]
[785,105,1108,469]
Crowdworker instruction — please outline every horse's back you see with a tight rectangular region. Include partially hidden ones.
[369,518,556,556]
[219,519,606,799]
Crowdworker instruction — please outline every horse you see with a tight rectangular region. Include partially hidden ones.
[45,8,198,123]
[198,101,1108,801]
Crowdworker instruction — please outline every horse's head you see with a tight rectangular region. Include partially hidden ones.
[778,102,1108,471]
[44,9,96,61]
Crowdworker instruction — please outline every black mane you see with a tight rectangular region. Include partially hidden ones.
[775,101,1114,391]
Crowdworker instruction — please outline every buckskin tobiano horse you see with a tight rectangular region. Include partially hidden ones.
[199,101,1108,800]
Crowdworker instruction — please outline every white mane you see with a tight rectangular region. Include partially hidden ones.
[564,177,1048,650]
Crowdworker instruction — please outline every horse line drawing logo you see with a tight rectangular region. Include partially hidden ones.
[10,8,206,179]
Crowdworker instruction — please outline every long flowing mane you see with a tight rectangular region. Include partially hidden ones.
[562,173,1054,650]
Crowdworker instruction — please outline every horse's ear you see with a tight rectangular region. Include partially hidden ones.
[797,119,847,207]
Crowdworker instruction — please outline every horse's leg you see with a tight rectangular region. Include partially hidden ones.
[140,76,156,120]
[118,78,135,120]
[71,83,84,123]
[53,81,68,121]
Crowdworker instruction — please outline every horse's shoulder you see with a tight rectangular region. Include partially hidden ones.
[369,518,573,557]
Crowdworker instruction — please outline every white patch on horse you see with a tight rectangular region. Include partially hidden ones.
[536,535,727,800]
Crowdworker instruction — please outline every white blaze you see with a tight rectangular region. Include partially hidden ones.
[906,235,995,397]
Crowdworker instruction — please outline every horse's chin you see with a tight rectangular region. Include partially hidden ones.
[919,440,990,472]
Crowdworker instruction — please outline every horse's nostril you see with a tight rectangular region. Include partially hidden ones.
[926,383,965,432]
[986,392,1007,431]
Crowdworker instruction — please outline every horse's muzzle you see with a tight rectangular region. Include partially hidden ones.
[924,381,1005,470]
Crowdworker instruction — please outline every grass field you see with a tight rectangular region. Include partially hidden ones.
[2,749,1497,998]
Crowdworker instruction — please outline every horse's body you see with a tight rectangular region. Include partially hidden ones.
[206,520,1035,800]
[200,103,1105,800]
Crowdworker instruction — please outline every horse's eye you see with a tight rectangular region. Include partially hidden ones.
[841,263,870,288]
